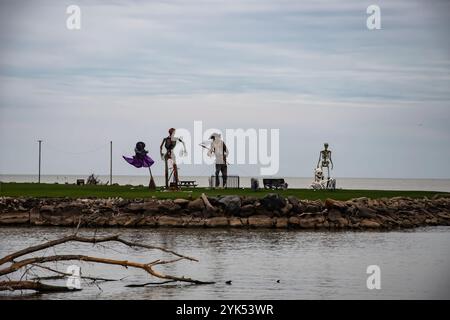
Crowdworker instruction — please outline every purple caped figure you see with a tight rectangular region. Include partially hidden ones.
[123,141,156,189]
[123,141,154,168]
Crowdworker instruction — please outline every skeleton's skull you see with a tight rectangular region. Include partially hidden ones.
[314,168,324,181]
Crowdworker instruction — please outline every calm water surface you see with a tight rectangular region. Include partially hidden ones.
[0,226,449,300]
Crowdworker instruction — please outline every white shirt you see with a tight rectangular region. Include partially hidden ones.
[208,138,228,164]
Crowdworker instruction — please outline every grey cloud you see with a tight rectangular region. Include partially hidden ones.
[0,0,449,178]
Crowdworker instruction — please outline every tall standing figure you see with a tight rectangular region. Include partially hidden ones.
[208,133,228,188]
[317,142,334,187]
[160,128,187,189]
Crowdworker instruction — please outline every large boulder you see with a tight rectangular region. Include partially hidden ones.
[260,193,286,211]
[302,200,323,213]
[40,205,55,214]
[281,203,293,216]
[325,199,347,212]
[157,200,182,214]
[299,218,316,229]
[136,216,157,227]
[239,204,255,217]
[248,215,274,228]
[360,219,381,228]
[275,217,288,228]
[114,214,139,227]
[229,217,245,227]
[327,209,342,222]
[185,217,206,227]
[22,198,40,209]
[288,216,301,227]
[205,217,229,227]
[241,196,259,206]
[218,196,241,215]
[143,201,160,215]
[357,206,377,218]
[335,217,349,228]
[158,215,184,227]
[173,198,190,207]
[125,203,145,213]
[0,212,30,225]
[287,196,302,213]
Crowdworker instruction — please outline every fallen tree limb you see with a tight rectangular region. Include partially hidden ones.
[201,193,216,212]
[0,232,215,294]
[31,264,119,282]
[126,280,177,287]
[0,234,197,266]
[0,254,211,284]
[0,280,81,293]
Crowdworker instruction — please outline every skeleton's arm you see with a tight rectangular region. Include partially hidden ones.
[317,152,322,168]
[160,139,165,158]
[329,152,334,169]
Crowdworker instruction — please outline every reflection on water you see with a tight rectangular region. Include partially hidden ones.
[0,226,449,300]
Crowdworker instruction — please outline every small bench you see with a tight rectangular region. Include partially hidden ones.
[263,178,288,190]
[178,180,198,188]
[76,179,85,186]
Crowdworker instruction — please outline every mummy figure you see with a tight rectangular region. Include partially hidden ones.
[207,133,229,188]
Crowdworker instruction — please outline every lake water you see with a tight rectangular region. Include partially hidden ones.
[1,175,450,192]
[0,226,449,300]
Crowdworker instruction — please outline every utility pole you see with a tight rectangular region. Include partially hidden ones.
[110,141,112,185]
[38,140,42,183]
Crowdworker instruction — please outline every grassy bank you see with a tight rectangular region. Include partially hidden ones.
[0,182,448,201]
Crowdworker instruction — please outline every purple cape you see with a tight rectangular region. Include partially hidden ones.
[123,154,154,168]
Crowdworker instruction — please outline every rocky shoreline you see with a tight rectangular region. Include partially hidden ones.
[1,194,450,230]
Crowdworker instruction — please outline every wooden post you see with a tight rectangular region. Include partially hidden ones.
[110,141,112,185]
[38,140,42,183]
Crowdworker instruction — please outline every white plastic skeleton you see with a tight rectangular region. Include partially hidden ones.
[311,167,336,190]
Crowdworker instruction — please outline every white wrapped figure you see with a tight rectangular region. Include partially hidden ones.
[207,133,228,188]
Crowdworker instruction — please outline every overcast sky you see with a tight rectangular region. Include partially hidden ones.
[0,0,449,178]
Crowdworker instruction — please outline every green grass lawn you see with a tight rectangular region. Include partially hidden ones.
[0,182,448,201]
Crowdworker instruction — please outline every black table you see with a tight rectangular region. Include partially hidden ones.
[178,181,198,188]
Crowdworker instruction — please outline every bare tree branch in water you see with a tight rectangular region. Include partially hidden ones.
[126,280,177,288]
[0,233,214,293]
[0,280,81,293]
[30,264,119,282]
[0,234,198,266]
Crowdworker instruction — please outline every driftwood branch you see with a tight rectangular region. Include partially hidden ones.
[0,254,212,284]
[30,264,119,282]
[0,280,81,293]
[201,193,216,211]
[0,233,214,293]
[0,234,197,266]
[126,280,177,287]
